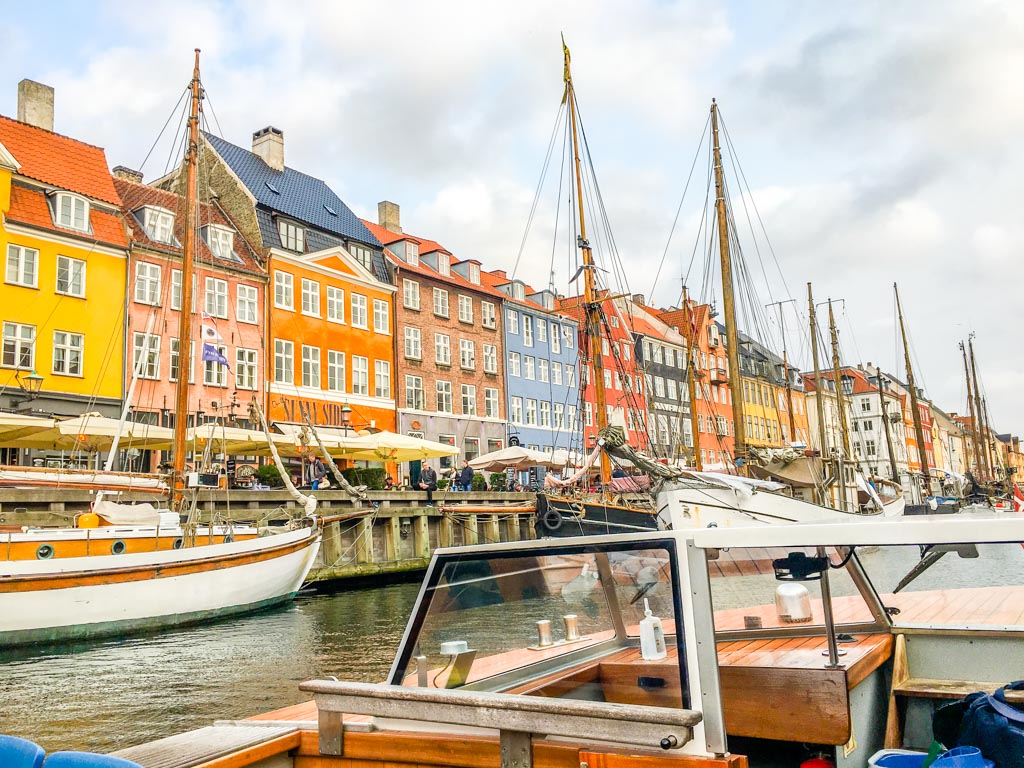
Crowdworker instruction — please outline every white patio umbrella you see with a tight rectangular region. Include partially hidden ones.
[470,445,563,472]
[343,431,459,463]
[11,413,174,453]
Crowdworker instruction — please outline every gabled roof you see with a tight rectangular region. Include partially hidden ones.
[114,178,264,276]
[204,132,380,248]
[0,115,120,205]
[7,183,127,247]
[477,269,575,321]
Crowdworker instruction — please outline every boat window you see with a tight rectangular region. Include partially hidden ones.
[707,545,877,632]
[858,543,1024,630]
[391,540,684,697]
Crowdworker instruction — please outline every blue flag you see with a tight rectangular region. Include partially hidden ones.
[202,343,230,368]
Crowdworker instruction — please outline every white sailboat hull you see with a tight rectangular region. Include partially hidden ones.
[0,525,321,647]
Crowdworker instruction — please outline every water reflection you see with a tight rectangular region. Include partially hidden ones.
[0,582,420,754]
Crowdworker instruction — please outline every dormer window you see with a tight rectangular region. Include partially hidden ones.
[55,193,89,232]
[542,292,554,310]
[349,243,373,271]
[437,253,451,276]
[204,224,235,260]
[278,220,304,252]
[468,263,480,285]
[143,206,175,244]
[405,241,419,266]
[512,282,525,301]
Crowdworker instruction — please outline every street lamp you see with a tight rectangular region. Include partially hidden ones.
[15,370,43,401]
[340,402,352,434]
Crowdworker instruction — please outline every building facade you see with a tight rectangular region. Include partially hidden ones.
[842,366,909,479]
[0,82,129,438]
[737,331,810,453]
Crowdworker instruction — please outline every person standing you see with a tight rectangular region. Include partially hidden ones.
[311,456,327,490]
[418,463,438,505]
[458,460,475,492]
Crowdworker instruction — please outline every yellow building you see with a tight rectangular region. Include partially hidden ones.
[736,334,810,450]
[0,82,128,441]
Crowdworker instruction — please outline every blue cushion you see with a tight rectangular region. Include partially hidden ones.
[44,753,141,768]
[0,735,45,768]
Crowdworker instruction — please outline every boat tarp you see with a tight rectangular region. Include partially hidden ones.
[94,500,165,525]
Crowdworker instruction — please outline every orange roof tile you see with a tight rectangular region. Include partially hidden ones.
[7,183,127,247]
[0,115,120,205]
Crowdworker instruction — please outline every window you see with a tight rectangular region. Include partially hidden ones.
[351,356,369,395]
[374,299,389,333]
[483,343,497,374]
[237,284,258,323]
[405,327,422,359]
[375,360,391,398]
[204,344,229,386]
[403,279,420,310]
[601,338,610,357]
[506,309,519,334]
[464,437,480,461]
[485,388,499,418]
[866,440,877,456]
[525,399,537,425]
[604,369,612,389]
[169,339,190,383]
[327,351,345,392]
[562,325,573,348]
[468,263,481,285]
[512,282,525,301]
[405,375,424,409]
[437,253,451,276]
[482,301,496,328]
[864,420,874,432]
[508,351,521,376]
[171,270,182,311]
[349,243,373,271]
[585,402,593,426]
[552,362,562,385]
[540,401,551,427]
[538,359,549,383]
[55,255,86,297]
[435,333,451,365]
[301,345,320,388]
[205,225,235,260]
[461,384,476,415]
[205,277,228,318]
[52,330,83,376]
[433,287,449,318]
[610,315,619,328]
[278,220,304,252]
[554,403,565,429]
[535,320,547,343]
[510,396,523,423]
[56,193,88,231]
[274,339,293,383]
[436,380,453,413]
[458,295,473,323]
[568,405,577,428]
[143,207,174,244]
[131,331,159,379]
[236,348,258,390]
[861,399,872,412]
[439,434,457,469]
[655,377,666,397]
[351,294,368,328]
[327,286,345,322]
[524,356,535,380]
[459,339,475,370]
[523,316,534,346]
[622,342,631,361]
[274,271,294,310]
[567,365,576,387]
[667,379,678,401]
[134,262,161,305]
[550,324,561,353]
[404,241,419,266]
[301,278,320,316]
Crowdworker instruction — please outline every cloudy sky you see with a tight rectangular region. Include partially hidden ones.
[3,1,1022,434]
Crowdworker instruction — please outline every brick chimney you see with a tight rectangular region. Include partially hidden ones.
[378,200,402,233]
[112,166,143,183]
[633,293,646,306]
[18,79,54,132]
[252,126,284,171]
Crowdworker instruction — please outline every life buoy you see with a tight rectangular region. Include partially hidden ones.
[540,507,563,533]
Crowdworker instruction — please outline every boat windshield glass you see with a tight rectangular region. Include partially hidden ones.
[857,543,1024,630]
[391,539,685,698]
[708,545,877,632]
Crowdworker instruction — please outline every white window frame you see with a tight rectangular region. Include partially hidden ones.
[327,350,346,392]
[56,193,89,232]
[351,294,368,329]
[55,255,86,297]
[405,374,424,410]
[6,244,39,289]
[437,253,451,276]
[375,360,391,399]
[52,330,83,376]
[524,356,535,380]
[523,316,534,347]
[485,388,499,418]
[525,399,537,426]
[131,331,160,379]
[236,284,258,324]
[236,348,258,390]
[433,287,449,318]
[510,396,523,423]
[468,263,481,285]
[205,277,228,319]
[459,338,475,370]
[506,308,519,334]
[204,344,229,387]
[301,278,320,317]
[538,359,549,383]
[373,299,390,334]
[274,271,294,310]
[458,294,473,323]
[206,224,235,260]
[435,333,451,366]
[403,279,420,310]
[351,355,369,395]
[134,262,161,305]
[483,343,497,374]
[404,241,419,266]
[301,345,320,388]
[144,206,175,244]
[278,220,305,252]
[461,384,476,416]
[508,351,521,377]
[404,327,422,360]
[327,286,345,323]
[274,339,294,384]
[481,301,496,329]
[537,320,547,343]
[540,401,551,428]
[436,380,453,413]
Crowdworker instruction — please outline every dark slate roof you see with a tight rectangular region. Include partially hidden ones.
[204,132,381,249]
[256,206,391,285]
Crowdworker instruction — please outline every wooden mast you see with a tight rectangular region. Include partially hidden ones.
[807,283,830,506]
[827,300,852,461]
[895,283,930,486]
[767,300,797,443]
[876,371,899,482]
[968,336,991,481]
[563,39,610,484]
[172,49,202,508]
[960,340,984,479]
[711,100,746,467]
[683,286,702,471]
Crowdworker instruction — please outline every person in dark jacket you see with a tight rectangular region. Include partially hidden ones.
[457,460,475,492]
[418,463,438,505]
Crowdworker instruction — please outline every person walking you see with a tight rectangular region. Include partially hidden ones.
[457,460,475,492]
[418,463,438,505]
[311,456,327,490]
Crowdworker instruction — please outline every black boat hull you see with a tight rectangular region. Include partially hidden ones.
[534,494,660,538]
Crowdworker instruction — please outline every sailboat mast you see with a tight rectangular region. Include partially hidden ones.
[827,300,852,459]
[683,286,702,471]
[171,49,202,505]
[968,337,991,481]
[895,283,930,485]
[876,372,898,482]
[807,284,830,506]
[961,340,984,479]
[767,300,797,442]
[710,100,746,465]
[563,40,610,484]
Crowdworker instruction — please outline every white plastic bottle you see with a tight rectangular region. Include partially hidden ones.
[639,598,667,660]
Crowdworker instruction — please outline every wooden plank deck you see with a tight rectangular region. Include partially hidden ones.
[112,724,300,768]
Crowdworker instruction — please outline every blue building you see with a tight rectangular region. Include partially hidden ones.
[484,270,580,455]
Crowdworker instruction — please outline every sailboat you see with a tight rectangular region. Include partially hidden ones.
[0,51,322,649]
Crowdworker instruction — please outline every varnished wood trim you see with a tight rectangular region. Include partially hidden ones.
[582,749,749,768]
[194,731,302,768]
